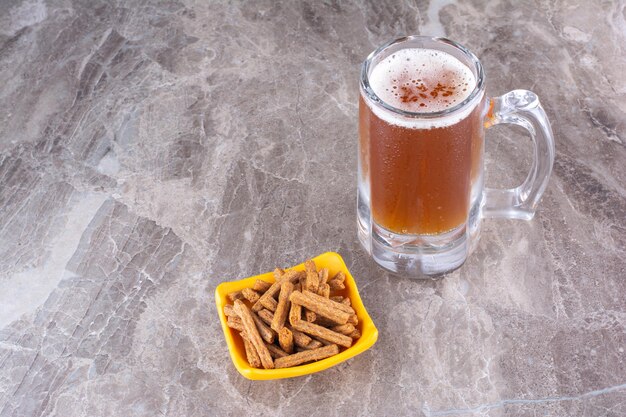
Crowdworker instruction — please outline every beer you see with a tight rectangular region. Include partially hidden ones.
[360,48,483,235]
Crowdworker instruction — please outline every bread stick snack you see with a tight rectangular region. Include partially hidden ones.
[241,288,260,303]
[318,283,330,298]
[223,304,236,317]
[289,290,351,325]
[257,308,274,326]
[257,308,312,348]
[242,333,262,368]
[251,312,275,344]
[259,297,277,312]
[318,268,329,286]
[274,344,339,369]
[304,260,319,293]
[253,270,301,312]
[328,278,345,291]
[252,279,272,293]
[271,280,294,332]
[227,291,244,302]
[266,342,289,359]
[278,327,294,353]
[328,271,346,291]
[227,316,244,332]
[234,300,274,369]
[222,259,362,370]
[302,339,323,350]
[305,310,317,322]
[289,301,302,326]
[331,323,356,336]
[290,328,313,348]
[292,320,353,348]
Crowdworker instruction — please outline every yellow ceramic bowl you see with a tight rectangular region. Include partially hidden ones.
[215,252,378,380]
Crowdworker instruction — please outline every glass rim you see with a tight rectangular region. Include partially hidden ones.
[360,36,485,119]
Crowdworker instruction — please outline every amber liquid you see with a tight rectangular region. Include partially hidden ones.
[359,95,483,235]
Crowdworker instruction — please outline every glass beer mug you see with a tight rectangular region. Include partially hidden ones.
[357,36,555,276]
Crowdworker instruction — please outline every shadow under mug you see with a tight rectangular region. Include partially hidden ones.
[357,36,555,277]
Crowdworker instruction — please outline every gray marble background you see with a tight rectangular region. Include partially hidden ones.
[0,0,625,416]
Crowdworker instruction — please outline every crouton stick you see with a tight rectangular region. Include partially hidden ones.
[314,315,337,327]
[304,260,319,293]
[274,268,285,280]
[223,304,236,317]
[227,291,244,302]
[252,279,272,294]
[318,283,330,298]
[251,312,275,344]
[278,327,294,353]
[234,300,274,369]
[318,268,329,287]
[227,316,243,332]
[289,301,302,326]
[331,323,355,336]
[271,281,294,332]
[329,296,351,307]
[266,342,289,359]
[257,309,273,326]
[242,333,261,368]
[332,271,346,283]
[259,297,277,312]
[291,328,312,348]
[328,279,345,291]
[292,320,353,348]
[289,291,350,325]
[259,308,311,348]
[274,344,339,369]
[241,288,260,303]
[303,290,354,314]
[305,310,317,322]
[253,270,302,312]
[302,340,323,350]
[349,328,361,339]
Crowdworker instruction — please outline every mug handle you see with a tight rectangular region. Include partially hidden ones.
[481,90,555,220]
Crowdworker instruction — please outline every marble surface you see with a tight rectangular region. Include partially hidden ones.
[0,0,625,416]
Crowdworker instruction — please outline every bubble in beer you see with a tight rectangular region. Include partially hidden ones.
[369,48,476,115]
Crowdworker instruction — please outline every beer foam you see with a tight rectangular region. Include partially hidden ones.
[367,48,479,129]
